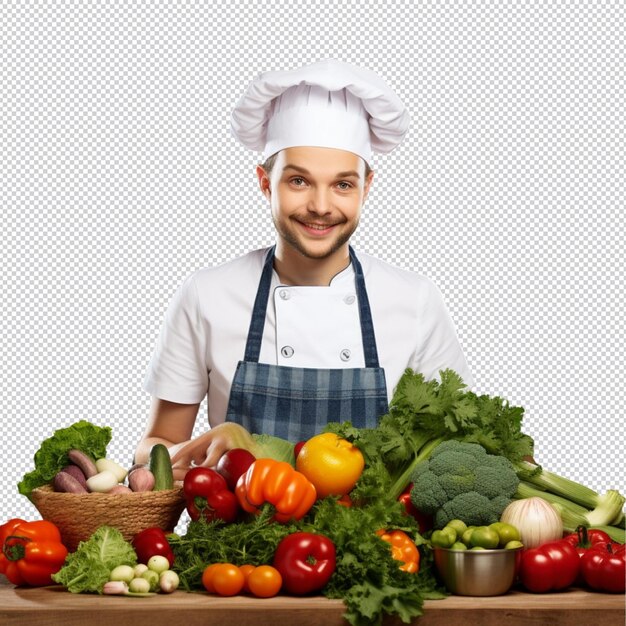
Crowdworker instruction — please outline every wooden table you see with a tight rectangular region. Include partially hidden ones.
[1,579,624,626]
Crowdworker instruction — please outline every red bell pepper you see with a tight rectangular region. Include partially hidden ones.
[132,527,175,567]
[183,467,239,523]
[564,525,613,556]
[519,539,580,593]
[273,532,336,595]
[398,484,433,533]
[0,518,68,586]
[580,542,626,593]
[563,525,613,585]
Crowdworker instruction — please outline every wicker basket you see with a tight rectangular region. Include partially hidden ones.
[31,483,187,552]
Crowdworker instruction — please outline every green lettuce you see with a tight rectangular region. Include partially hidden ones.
[52,526,137,593]
[18,420,112,500]
[251,433,295,465]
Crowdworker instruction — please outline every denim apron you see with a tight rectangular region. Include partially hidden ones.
[225,245,389,442]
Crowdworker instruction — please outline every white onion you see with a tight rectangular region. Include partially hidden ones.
[500,497,563,548]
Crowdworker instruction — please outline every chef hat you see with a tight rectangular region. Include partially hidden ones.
[230,58,410,165]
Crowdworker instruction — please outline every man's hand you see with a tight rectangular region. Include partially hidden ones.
[170,422,256,480]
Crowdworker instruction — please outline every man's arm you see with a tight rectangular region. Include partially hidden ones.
[134,398,200,477]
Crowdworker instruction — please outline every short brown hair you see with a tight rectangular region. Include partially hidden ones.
[260,151,372,181]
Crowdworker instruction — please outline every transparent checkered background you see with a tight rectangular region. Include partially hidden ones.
[2,2,624,535]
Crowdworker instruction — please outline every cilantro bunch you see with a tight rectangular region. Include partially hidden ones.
[325,368,534,504]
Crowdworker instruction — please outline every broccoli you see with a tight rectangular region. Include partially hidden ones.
[409,440,520,529]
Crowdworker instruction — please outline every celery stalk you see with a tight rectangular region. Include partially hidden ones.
[387,437,446,501]
[515,461,601,509]
[515,481,626,531]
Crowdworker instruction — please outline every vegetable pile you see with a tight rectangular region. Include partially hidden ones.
[18,421,112,499]
[17,420,175,497]
[325,369,625,542]
[3,368,625,624]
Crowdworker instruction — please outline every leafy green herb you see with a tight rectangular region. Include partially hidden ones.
[18,420,112,500]
[326,368,534,503]
[309,498,444,626]
[52,526,137,593]
[171,496,444,625]
[170,505,297,590]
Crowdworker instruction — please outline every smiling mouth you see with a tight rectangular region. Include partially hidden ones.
[302,223,337,230]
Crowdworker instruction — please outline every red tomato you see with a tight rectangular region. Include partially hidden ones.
[216,449,256,491]
[273,532,336,595]
[294,441,306,459]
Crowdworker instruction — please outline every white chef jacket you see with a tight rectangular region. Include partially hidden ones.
[143,247,474,427]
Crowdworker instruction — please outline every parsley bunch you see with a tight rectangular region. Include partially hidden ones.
[309,498,445,626]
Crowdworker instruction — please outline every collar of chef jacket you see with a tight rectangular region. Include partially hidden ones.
[269,260,366,369]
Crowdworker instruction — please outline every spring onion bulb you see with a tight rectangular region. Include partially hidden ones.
[501,497,563,548]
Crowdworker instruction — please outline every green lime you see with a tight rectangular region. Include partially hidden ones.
[450,542,468,550]
[505,540,524,550]
[470,526,500,549]
[494,523,521,546]
[447,519,468,536]
[431,530,451,548]
[431,528,456,548]
[461,527,475,545]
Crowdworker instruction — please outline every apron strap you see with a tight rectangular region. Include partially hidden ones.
[243,246,276,363]
[349,246,381,369]
[243,245,381,368]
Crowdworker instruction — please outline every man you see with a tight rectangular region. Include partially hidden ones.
[134,59,473,477]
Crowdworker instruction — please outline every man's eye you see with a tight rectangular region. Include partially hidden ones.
[337,181,352,190]
[291,177,306,186]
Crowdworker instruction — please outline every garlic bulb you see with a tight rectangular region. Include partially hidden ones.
[500,497,563,548]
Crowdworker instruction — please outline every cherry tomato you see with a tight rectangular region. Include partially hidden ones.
[294,441,306,458]
[247,565,283,598]
[239,564,256,593]
[211,563,245,596]
[202,563,221,593]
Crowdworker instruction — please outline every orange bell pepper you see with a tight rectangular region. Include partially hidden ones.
[0,518,68,586]
[376,529,420,574]
[235,458,317,523]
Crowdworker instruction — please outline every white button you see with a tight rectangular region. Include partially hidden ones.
[343,294,356,305]
[279,289,291,300]
[340,349,351,361]
[281,345,294,358]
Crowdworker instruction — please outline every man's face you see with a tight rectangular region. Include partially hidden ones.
[257,146,373,261]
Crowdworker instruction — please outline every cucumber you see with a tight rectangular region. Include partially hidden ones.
[149,444,174,491]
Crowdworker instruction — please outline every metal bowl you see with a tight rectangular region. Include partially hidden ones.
[433,547,523,596]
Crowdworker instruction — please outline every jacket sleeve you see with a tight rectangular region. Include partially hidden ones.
[142,273,210,404]
[411,280,475,389]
